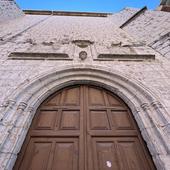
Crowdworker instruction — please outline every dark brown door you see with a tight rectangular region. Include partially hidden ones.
[14,85,156,170]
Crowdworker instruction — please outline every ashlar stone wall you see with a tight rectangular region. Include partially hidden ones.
[112,8,170,59]
[110,7,138,27]
[0,0,23,23]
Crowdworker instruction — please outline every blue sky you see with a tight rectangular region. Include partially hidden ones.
[16,0,160,13]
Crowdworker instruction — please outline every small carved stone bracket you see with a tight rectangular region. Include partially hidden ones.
[17,102,28,111]
[72,40,94,48]
[79,51,87,60]
[3,100,16,109]
[141,103,150,111]
[151,101,163,110]
[25,38,37,45]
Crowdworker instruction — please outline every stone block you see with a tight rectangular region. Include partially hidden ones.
[0,153,12,170]
[141,127,167,156]
[1,127,28,155]
[0,0,23,23]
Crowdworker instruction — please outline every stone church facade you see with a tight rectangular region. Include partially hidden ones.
[0,0,170,169]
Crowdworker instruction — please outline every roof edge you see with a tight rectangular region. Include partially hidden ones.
[23,10,112,17]
[120,6,147,28]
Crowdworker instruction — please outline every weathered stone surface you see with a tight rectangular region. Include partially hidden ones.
[110,7,139,27]
[117,8,170,59]
[0,0,23,23]
[0,153,17,170]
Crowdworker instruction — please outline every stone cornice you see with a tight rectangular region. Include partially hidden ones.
[23,10,111,17]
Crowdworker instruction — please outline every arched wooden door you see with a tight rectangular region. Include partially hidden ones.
[14,85,156,170]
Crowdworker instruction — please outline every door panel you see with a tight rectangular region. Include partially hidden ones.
[62,87,80,106]
[95,141,119,170]
[60,110,80,130]
[89,110,110,130]
[35,111,58,130]
[86,86,155,170]
[92,137,149,170]
[51,139,79,170]
[110,110,134,130]
[18,138,78,170]
[88,88,106,106]
[14,85,156,170]
[19,139,52,170]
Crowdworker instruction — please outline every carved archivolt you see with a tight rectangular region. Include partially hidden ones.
[0,65,169,169]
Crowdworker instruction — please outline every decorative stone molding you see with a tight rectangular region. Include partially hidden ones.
[0,100,17,120]
[141,103,150,111]
[0,64,169,169]
[79,51,87,60]
[97,53,155,61]
[27,106,34,113]
[72,40,94,48]
[0,101,9,108]
[17,102,27,111]
[90,43,155,61]
[7,100,16,109]
[8,52,71,60]
[151,101,163,110]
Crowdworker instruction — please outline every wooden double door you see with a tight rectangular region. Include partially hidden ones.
[14,85,156,170]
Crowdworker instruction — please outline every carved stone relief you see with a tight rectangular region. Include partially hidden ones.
[72,40,94,48]
[10,38,74,60]
[11,38,155,62]
[79,51,87,60]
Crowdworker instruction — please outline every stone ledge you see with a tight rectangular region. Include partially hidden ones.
[8,52,72,60]
[96,54,155,61]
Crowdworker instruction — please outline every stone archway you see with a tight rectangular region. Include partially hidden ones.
[14,85,156,169]
[0,64,169,169]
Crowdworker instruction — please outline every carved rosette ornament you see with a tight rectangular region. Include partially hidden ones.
[79,51,87,60]
[72,40,94,61]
